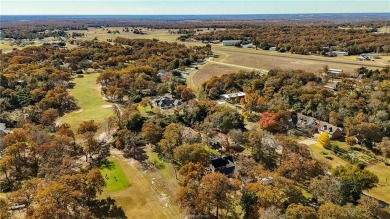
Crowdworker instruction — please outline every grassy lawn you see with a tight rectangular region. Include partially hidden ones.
[330,140,350,150]
[61,73,113,130]
[138,104,153,116]
[100,157,130,192]
[205,146,221,156]
[308,143,348,168]
[145,145,179,186]
[100,153,181,219]
[366,162,390,203]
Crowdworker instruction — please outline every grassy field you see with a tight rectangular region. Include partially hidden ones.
[60,73,113,131]
[308,142,390,203]
[100,157,130,192]
[0,40,43,53]
[308,143,348,169]
[366,163,390,203]
[190,63,243,88]
[213,45,387,72]
[145,145,180,186]
[137,104,153,116]
[68,28,180,43]
[100,151,181,219]
[188,43,388,89]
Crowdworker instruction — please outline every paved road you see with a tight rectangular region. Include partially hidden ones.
[214,46,387,69]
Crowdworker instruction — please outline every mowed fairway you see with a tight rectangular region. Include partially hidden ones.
[100,158,130,192]
[61,73,113,130]
[100,151,181,219]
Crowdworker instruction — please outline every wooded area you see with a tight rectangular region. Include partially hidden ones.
[0,18,389,218]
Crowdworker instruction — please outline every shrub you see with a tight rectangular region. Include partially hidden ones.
[321,151,329,155]
[325,156,334,160]
[152,159,165,169]
[356,162,366,169]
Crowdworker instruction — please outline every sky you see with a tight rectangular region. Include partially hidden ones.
[1,0,389,15]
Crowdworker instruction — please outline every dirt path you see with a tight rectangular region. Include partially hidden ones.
[299,139,317,146]
[209,60,268,73]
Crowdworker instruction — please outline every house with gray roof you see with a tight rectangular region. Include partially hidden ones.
[153,97,181,109]
[210,155,235,176]
[296,113,342,139]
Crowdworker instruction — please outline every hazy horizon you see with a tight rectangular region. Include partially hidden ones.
[1,0,389,15]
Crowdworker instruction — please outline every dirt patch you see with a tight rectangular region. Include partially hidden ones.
[101,104,113,108]
[73,109,83,113]
[299,139,318,146]
[191,63,243,87]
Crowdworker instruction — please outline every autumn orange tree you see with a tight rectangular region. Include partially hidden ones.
[77,120,99,162]
[258,112,278,131]
[240,93,266,115]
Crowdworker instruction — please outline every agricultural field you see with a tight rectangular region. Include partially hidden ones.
[378,26,390,33]
[189,63,243,88]
[69,27,179,42]
[211,45,388,72]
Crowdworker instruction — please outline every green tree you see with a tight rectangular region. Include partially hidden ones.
[125,111,144,131]
[240,191,258,219]
[333,165,378,203]
[173,143,208,166]
[158,123,182,158]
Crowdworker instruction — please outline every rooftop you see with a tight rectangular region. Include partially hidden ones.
[221,92,246,99]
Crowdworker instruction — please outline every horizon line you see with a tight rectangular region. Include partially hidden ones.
[2,12,390,16]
